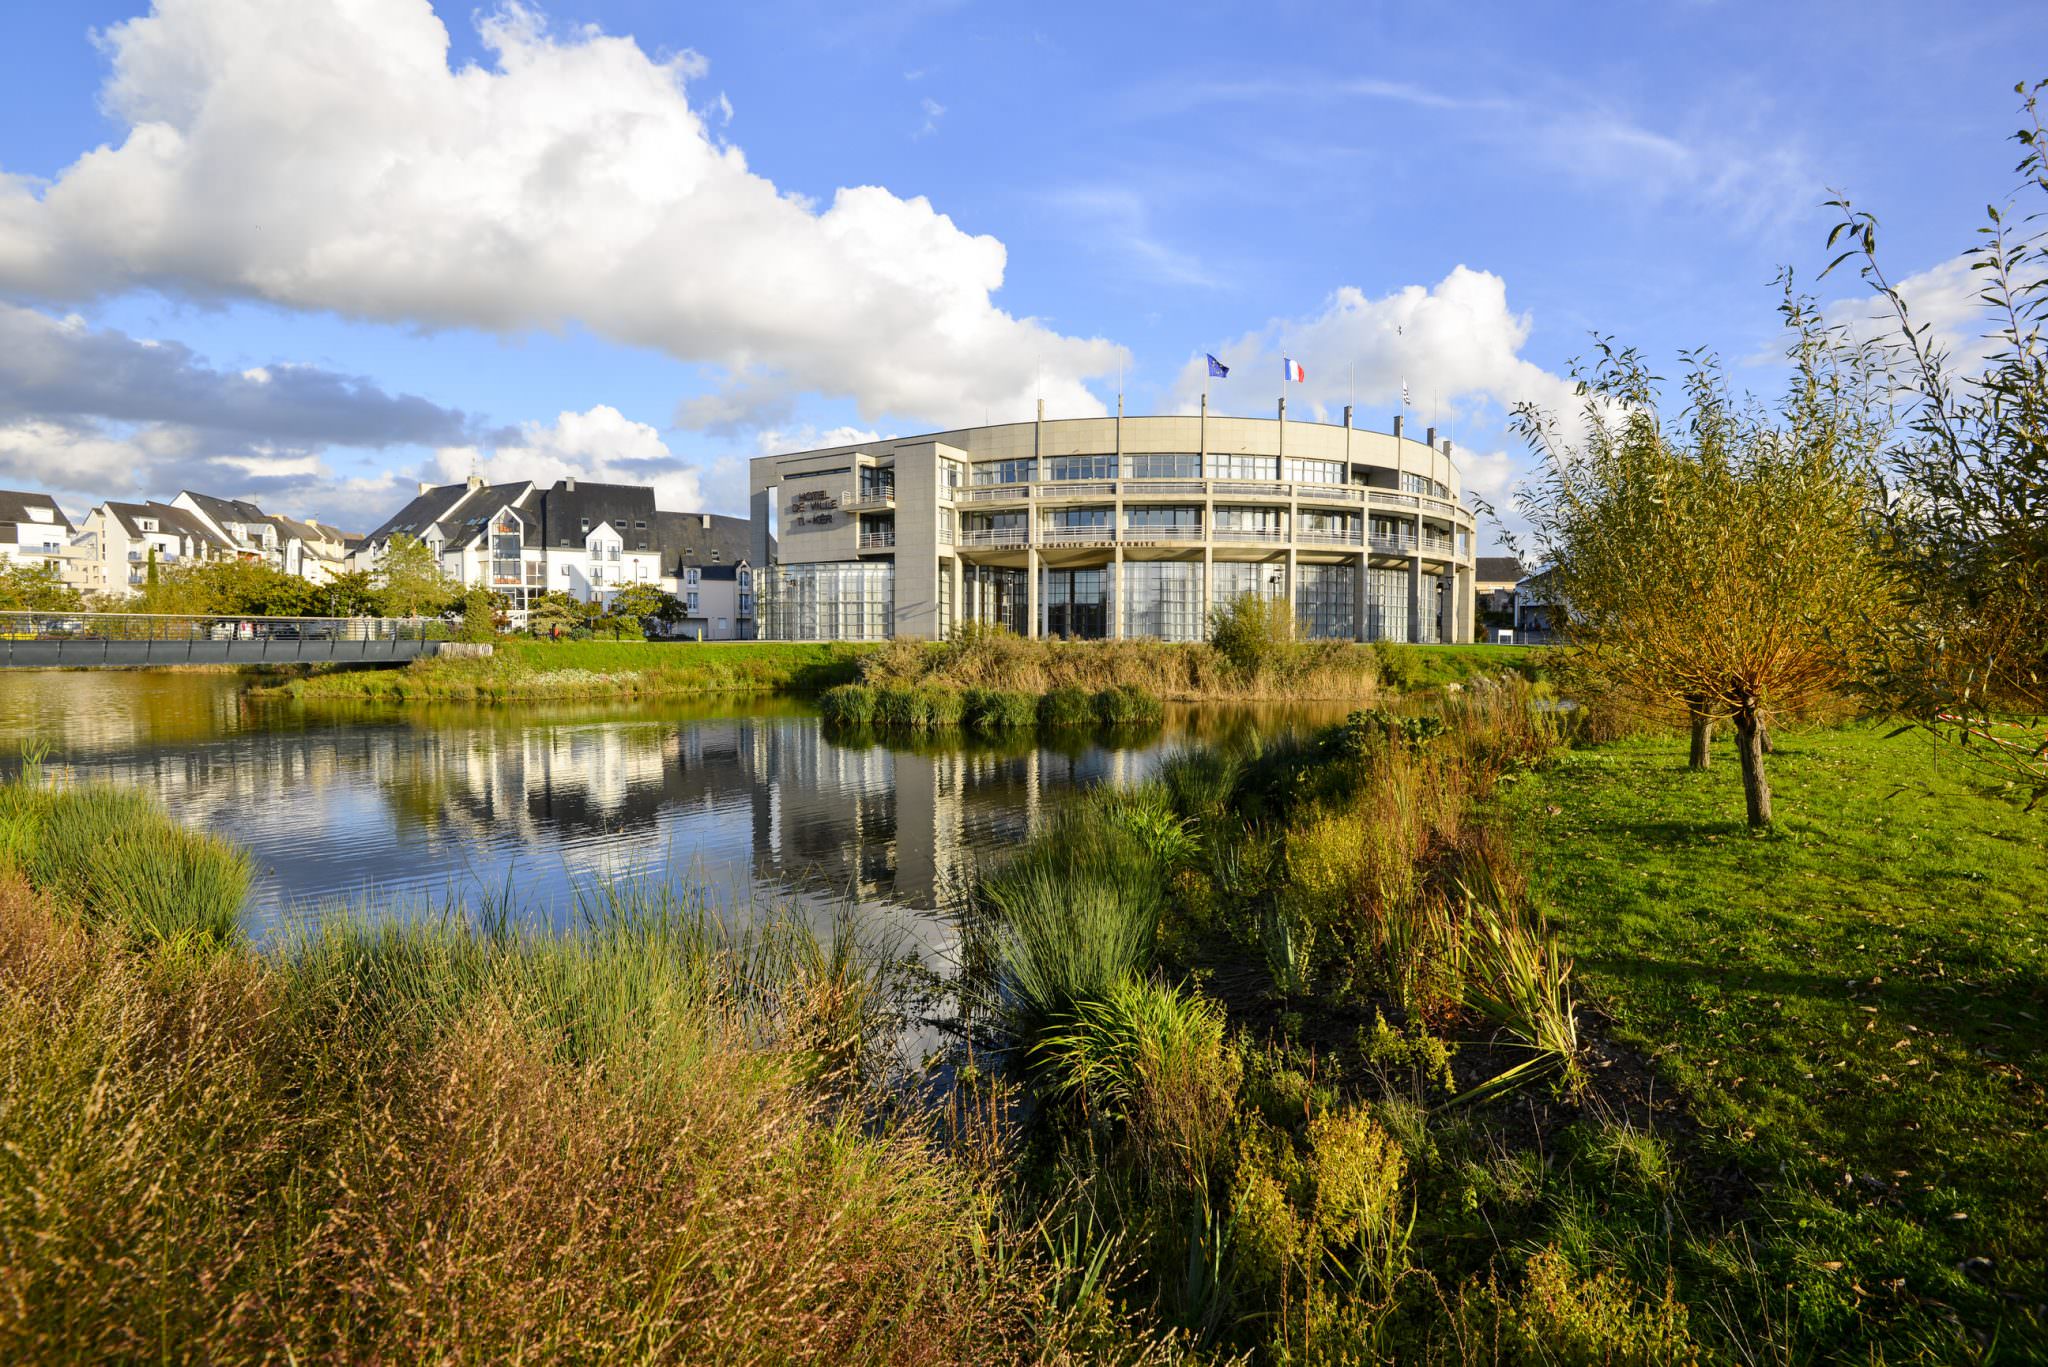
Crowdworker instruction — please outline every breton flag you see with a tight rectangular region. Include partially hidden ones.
[1206,354,1229,378]
[1402,379,1411,408]
[1283,358,1306,383]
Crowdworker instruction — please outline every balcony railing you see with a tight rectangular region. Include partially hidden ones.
[1034,481,1117,500]
[1210,526,1286,544]
[1297,529,1366,547]
[1039,525,1115,545]
[960,527,1029,547]
[858,530,897,549]
[1121,524,1203,541]
[1370,533,1417,553]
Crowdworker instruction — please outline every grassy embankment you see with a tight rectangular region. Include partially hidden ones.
[0,771,1120,1363]
[266,631,1550,708]
[274,638,873,703]
[950,700,2043,1361]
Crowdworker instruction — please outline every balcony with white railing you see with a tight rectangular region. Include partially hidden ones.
[1034,480,1118,501]
[1121,523,1204,542]
[1369,533,1418,553]
[1039,525,1116,545]
[1209,526,1286,545]
[961,527,1030,547]
[961,484,1031,504]
[858,529,897,549]
[1296,529,1366,547]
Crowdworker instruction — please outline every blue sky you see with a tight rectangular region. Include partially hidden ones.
[1,0,2041,549]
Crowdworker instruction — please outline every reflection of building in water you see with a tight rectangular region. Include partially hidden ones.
[2,672,1175,960]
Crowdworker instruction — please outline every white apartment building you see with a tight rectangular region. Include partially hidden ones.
[0,490,79,581]
[71,501,232,595]
[676,562,757,640]
[354,476,668,614]
[748,407,1478,643]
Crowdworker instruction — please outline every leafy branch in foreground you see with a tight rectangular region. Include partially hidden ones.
[1823,78,2048,801]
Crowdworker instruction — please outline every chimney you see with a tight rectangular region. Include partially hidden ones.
[564,477,576,492]
[417,481,433,496]
[700,513,710,530]
[467,473,483,491]
[1425,426,1437,450]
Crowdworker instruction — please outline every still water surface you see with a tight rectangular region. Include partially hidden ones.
[0,671,1342,956]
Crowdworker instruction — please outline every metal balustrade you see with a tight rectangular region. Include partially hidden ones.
[858,530,897,549]
[1039,525,1116,545]
[1296,529,1366,547]
[960,527,1030,547]
[1209,527,1287,544]
[0,612,443,668]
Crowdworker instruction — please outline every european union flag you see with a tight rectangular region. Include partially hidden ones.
[1206,354,1229,378]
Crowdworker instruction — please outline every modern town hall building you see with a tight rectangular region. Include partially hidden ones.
[748,404,1477,643]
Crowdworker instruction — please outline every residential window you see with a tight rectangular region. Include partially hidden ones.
[1401,472,1449,498]
[687,592,700,613]
[1042,507,1111,532]
[1211,506,1286,535]
[1122,505,1201,531]
[687,568,700,586]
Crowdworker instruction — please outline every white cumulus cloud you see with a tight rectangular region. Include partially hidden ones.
[0,0,1123,431]
[436,405,707,513]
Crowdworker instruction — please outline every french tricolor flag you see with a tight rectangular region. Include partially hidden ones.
[1283,358,1305,383]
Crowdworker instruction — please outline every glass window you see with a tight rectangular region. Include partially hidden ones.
[1285,458,1347,486]
[1211,506,1286,535]
[1043,507,1111,531]
[1125,453,1200,480]
[760,560,895,641]
[1295,562,1356,639]
[1122,561,1203,641]
[1365,566,1411,642]
[1211,453,1277,482]
[1212,560,1285,605]
[1046,454,1116,481]
[962,563,1026,635]
[1296,509,1359,536]
[1123,505,1201,530]
[1370,516,1415,548]
[971,458,1036,486]
[1401,472,1449,498]
[1042,566,1109,639]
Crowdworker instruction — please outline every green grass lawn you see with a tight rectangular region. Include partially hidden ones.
[1402,641,1555,687]
[1505,724,2047,1354]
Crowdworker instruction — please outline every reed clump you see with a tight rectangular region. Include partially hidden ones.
[0,770,1105,1364]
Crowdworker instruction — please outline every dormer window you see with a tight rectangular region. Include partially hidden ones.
[139,519,157,533]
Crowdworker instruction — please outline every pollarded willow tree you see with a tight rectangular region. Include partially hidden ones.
[1824,79,2048,802]
[1514,291,1890,826]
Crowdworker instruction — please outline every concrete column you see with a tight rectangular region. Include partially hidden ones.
[1111,545,1125,639]
[949,555,963,639]
[1201,544,1213,634]
[1285,546,1298,635]
[749,488,773,566]
[1026,546,1040,639]
[1354,552,1369,642]
[1406,555,1423,644]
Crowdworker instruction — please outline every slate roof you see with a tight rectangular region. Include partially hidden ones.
[0,489,75,534]
[103,501,230,551]
[1474,555,1525,586]
[653,510,762,575]
[437,483,540,550]
[538,480,659,551]
[362,483,477,545]
[181,491,273,535]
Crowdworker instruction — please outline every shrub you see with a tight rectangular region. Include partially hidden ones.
[1371,640,1421,691]
[1031,976,1239,1198]
[1092,683,1163,727]
[1209,592,1296,679]
[818,683,875,728]
[1512,1247,1701,1366]
[1038,686,1097,728]
[962,688,1038,731]
[916,685,966,729]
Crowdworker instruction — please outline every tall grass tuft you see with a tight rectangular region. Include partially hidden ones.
[963,687,1040,731]
[818,681,876,728]
[1038,685,1098,729]
[1092,683,1165,727]
[0,777,250,947]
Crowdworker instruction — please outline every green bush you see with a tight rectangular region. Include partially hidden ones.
[1208,592,1296,678]
[818,684,875,728]
[1091,684,1163,727]
[1038,686,1096,729]
[962,688,1038,732]
[1371,640,1420,690]
[873,686,920,730]
[917,686,966,729]
[869,685,967,731]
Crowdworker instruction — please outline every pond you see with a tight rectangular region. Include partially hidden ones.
[0,670,1346,959]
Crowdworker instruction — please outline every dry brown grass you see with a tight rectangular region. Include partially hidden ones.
[860,628,1382,702]
[0,873,1112,1364]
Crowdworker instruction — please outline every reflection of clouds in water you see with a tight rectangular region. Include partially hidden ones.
[0,673,1345,965]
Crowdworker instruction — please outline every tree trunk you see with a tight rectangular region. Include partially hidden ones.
[1733,705,1773,827]
[1686,698,1713,770]
[1758,723,1774,756]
